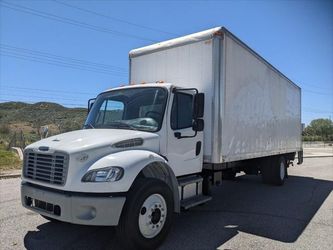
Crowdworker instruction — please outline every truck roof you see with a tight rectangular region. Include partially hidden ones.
[129,26,300,90]
[103,83,173,93]
[129,27,222,58]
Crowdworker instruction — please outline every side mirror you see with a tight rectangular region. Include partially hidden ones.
[192,119,204,132]
[88,98,95,113]
[193,93,204,118]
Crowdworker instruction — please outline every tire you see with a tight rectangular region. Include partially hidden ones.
[41,215,60,223]
[273,156,287,185]
[202,175,212,196]
[116,178,174,250]
[222,169,236,180]
[261,156,287,186]
[261,158,272,184]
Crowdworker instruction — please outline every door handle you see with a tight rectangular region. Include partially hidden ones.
[174,132,182,139]
[174,131,198,139]
[196,141,202,156]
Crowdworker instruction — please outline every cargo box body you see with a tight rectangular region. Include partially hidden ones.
[129,27,302,164]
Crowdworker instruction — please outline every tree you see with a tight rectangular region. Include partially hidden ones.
[303,118,333,141]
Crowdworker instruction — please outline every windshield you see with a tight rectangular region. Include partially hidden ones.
[84,87,168,132]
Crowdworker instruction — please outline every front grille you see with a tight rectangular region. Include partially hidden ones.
[24,150,69,185]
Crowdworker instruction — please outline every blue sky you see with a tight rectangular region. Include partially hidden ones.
[0,0,332,125]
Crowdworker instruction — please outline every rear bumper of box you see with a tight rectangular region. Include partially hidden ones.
[21,182,126,226]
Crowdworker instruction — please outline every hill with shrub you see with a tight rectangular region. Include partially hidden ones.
[0,101,87,145]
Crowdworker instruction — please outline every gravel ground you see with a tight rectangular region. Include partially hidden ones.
[0,157,332,250]
[303,147,333,157]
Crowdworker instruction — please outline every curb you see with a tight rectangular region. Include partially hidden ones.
[0,174,21,180]
[303,155,333,158]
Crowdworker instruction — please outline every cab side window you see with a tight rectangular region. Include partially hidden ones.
[171,93,193,130]
[96,100,124,125]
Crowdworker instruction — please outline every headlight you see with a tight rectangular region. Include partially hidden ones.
[81,167,124,182]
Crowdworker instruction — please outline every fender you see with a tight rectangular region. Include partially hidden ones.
[86,150,180,212]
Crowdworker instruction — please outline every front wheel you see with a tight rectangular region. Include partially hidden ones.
[116,178,174,250]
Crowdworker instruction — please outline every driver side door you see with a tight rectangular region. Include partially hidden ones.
[166,91,204,176]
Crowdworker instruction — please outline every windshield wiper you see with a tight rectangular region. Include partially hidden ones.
[107,121,137,130]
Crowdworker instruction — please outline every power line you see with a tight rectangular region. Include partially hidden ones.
[0,1,157,42]
[302,88,333,96]
[0,88,94,100]
[0,85,94,96]
[303,106,332,112]
[0,44,127,72]
[301,82,332,91]
[0,48,127,76]
[303,110,333,114]
[303,107,333,114]
[0,52,124,76]
[0,93,87,102]
[0,51,127,76]
[52,0,178,36]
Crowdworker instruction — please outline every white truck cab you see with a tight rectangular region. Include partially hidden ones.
[21,83,207,249]
[21,27,303,249]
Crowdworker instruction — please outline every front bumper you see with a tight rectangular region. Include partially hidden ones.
[21,182,126,226]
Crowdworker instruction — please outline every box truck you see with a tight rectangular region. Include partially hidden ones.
[21,27,303,249]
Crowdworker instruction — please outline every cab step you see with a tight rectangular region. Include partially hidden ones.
[178,175,203,186]
[181,195,212,210]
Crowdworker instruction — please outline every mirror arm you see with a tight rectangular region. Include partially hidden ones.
[87,98,96,113]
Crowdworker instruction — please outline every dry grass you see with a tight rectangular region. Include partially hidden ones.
[0,148,22,173]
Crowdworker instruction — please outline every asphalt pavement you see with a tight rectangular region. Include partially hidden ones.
[0,157,332,250]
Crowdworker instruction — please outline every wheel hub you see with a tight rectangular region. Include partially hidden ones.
[151,208,161,224]
[138,194,167,238]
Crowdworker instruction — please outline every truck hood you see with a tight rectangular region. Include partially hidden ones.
[25,129,159,154]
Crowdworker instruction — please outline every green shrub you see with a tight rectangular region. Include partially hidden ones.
[0,149,22,171]
[0,124,10,134]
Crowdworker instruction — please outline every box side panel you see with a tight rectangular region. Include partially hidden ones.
[130,40,215,159]
[221,35,302,162]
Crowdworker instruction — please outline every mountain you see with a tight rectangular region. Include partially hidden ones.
[0,102,87,144]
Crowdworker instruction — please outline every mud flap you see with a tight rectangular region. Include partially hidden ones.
[297,150,303,165]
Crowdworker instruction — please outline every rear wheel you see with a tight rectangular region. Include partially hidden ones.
[222,169,236,180]
[116,178,174,250]
[261,156,287,186]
